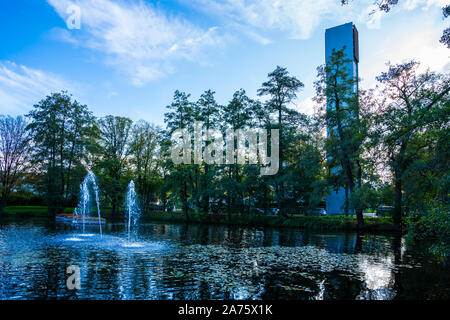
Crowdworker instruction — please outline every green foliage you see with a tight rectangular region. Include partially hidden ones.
[4,206,49,214]
[406,205,450,261]
[141,210,394,231]
[2,57,447,268]
[2,206,74,216]
[26,91,93,214]
[163,90,196,220]
[314,49,366,225]
[129,120,162,213]
[350,183,379,213]
[94,115,133,216]
[257,66,306,217]
[373,61,450,229]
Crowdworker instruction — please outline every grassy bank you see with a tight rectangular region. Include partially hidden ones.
[0,206,73,222]
[2,206,74,216]
[1,206,396,232]
[141,211,396,232]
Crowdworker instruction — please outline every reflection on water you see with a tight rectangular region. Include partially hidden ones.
[0,221,448,300]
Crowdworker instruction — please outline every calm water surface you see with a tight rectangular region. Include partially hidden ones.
[0,221,448,300]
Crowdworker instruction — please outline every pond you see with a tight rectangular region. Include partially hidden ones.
[0,221,448,300]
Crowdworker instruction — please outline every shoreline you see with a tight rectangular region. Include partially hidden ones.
[0,206,396,233]
[0,206,398,233]
[139,212,398,233]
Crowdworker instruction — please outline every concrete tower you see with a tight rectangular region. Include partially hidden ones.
[325,22,359,215]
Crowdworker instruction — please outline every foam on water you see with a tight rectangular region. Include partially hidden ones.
[58,232,167,252]
[121,243,145,248]
[65,237,84,242]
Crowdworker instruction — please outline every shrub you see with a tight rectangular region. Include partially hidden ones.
[406,205,450,261]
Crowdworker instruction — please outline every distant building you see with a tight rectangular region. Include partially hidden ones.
[325,22,359,215]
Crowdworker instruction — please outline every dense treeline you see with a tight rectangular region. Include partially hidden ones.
[0,52,449,242]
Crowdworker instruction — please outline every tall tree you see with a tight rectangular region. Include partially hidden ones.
[221,89,255,219]
[96,115,133,218]
[26,92,93,215]
[129,120,161,213]
[257,66,304,217]
[0,116,32,213]
[290,116,327,215]
[314,49,365,227]
[195,90,221,213]
[155,131,172,212]
[373,61,450,230]
[164,90,194,221]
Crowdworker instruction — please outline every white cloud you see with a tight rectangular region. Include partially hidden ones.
[47,0,224,86]
[360,15,449,89]
[403,0,448,11]
[295,96,316,115]
[181,0,404,40]
[182,0,449,42]
[182,0,345,40]
[0,61,72,115]
[358,4,387,30]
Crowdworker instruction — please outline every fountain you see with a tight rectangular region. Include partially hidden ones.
[73,170,104,236]
[125,180,140,241]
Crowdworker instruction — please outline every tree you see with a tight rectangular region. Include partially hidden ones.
[195,90,221,214]
[96,115,133,218]
[373,61,450,230]
[314,49,366,227]
[220,89,256,220]
[258,66,304,217]
[26,92,93,215]
[290,116,327,215]
[164,90,194,221]
[0,116,32,213]
[155,131,172,212]
[129,120,161,213]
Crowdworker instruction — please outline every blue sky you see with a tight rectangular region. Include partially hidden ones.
[0,0,448,126]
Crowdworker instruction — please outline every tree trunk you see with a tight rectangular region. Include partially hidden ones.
[356,209,364,229]
[227,165,232,223]
[344,185,349,216]
[355,160,364,229]
[227,194,231,223]
[203,163,210,214]
[392,140,407,232]
[263,184,268,215]
[183,180,189,222]
[278,108,286,218]
[393,169,403,231]
[0,195,7,214]
[112,202,118,220]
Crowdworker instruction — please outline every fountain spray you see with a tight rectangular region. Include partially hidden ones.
[125,180,140,241]
[74,170,103,236]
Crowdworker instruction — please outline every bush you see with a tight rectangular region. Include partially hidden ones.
[406,205,450,261]
[7,192,45,206]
